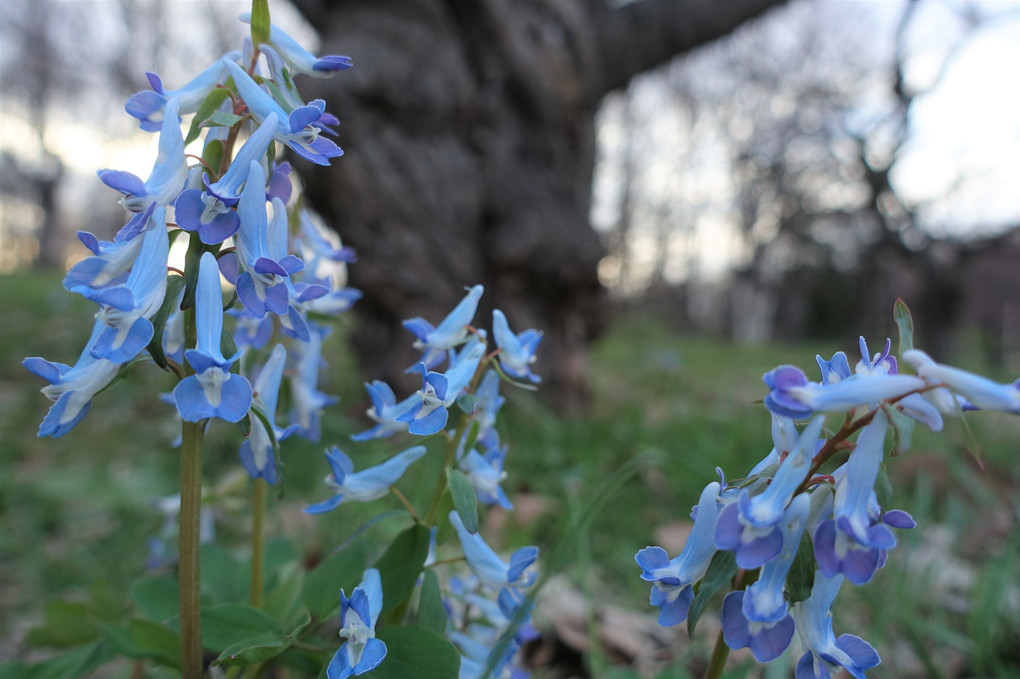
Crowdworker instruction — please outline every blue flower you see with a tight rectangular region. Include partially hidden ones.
[813,411,894,585]
[76,208,169,364]
[721,493,809,662]
[229,308,274,351]
[328,568,386,679]
[492,309,542,383]
[904,348,1020,414]
[350,380,416,441]
[449,511,538,590]
[470,369,505,450]
[98,99,187,212]
[763,365,924,420]
[635,481,721,626]
[305,445,427,514]
[399,338,486,435]
[63,205,156,293]
[792,573,880,679]
[125,56,239,131]
[24,321,120,438]
[222,59,343,166]
[714,416,824,569]
[240,344,297,483]
[173,252,253,422]
[288,322,338,441]
[403,285,484,370]
[459,446,513,510]
[173,114,279,244]
[240,13,353,77]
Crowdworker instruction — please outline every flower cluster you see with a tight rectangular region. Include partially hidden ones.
[637,320,1020,677]
[304,284,542,677]
[23,14,359,483]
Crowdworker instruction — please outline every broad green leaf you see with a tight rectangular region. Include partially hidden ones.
[103,619,180,667]
[205,111,243,128]
[200,543,242,603]
[433,491,456,546]
[145,274,185,370]
[301,541,367,621]
[447,468,478,534]
[212,632,290,667]
[416,570,447,635]
[25,600,101,648]
[456,393,479,415]
[200,602,281,652]
[894,298,914,355]
[263,562,306,626]
[250,0,271,49]
[374,524,431,615]
[130,576,179,622]
[687,549,738,638]
[20,640,111,679]
[370,626,460,679]
[186,87,233,145]
[787,531,816,604]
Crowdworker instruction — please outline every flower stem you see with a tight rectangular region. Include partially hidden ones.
[704,628,729,679]
[179,419,205,679]
[422,413,470,527]
[250,478,267,608]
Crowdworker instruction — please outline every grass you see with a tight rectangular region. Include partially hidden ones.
[1,274,1017,677]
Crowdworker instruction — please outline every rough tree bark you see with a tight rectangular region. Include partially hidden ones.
[289,0,786,402]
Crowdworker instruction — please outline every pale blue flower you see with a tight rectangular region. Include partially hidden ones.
[240,13,353,77]
[792,573,880,679]
[904,348,1020,414]
[63,205,155,292]
[403,285,484,369]
[222,59,343,166]
[305,445,427,514]
[173,252,253,422]
[288,322,338,441]
[399,337,486,435]
[449,511,538,590]
[24,321,120,438]
[241,344,297,483]
[764,365,924,420]
[459,447,513,510]
[174,115,279,244]
[98,99,187,211]
[635,482,721,626]
[350,380,416,441]
[328,568,386,679]
[492,309,542,383]
[125,55,239,131]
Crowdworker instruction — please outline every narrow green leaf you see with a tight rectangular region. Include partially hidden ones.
[370,626,460,679]
[19,640,111,679]
[447,468,479,534]
[888,406,915,457]
[416,570,448,636]
[461,420,481,456]
[24,601,101,648]
[433,491,456,546]
[250,0,271,48]
[144,274,185,370]
[687,549,738,638]
[180,231,205,311]
[787,532,817,604]
[212,632,290,667]
[373,524,432,616]
[130,576,180,622]
[873,462,892,511]
[186,87,233,145]
[894,298,914,355]
[205,111,243,128]
[201,139,225,183]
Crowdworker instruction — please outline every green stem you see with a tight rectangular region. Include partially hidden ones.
[422,413,470,527]
[704,628,729,679]
[250,478,267,608]
[180,420,205,679]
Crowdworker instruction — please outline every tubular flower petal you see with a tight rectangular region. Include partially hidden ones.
[304,446,426,514]
[328,569,386,679]
[240,13,353,77]
[350,380,415,441]
[492,309,542,383]
[125,56,239,131]
[793,573,880,679]
[398,337,486,436]
[450,510,539,590]
[903,349,1020,414]
[402,284,484,369]
[240,344,295,484]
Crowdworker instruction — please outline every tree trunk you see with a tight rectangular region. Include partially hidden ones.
[290,0,786,403]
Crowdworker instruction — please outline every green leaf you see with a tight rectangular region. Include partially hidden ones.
[433,491,456,547]
[200,602,281,652]
[250,0,271,48]
[145,274,186,370]
[687,549,738,638]
[373,524,432,615]
[416,570,447,635]
[456,393,479,415]
[205,111,243,128]
[301,541,367,621]
[24,600,101,648]
[873,462,892,511]
[131,576,179,622]
[201,139,225,182]
[181,231,205,311]
[186,87,233,145]
[370,626,460,679]
[787,532,817,604]
[103,619,181,667]
[894,298,914,355]
[263,562,306,626]
[212,632,290,667]
[888,406,915,457]
[447,468,478,534]
[20,641,111,679]
[461,420,481,456]
[201,543,243,604]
